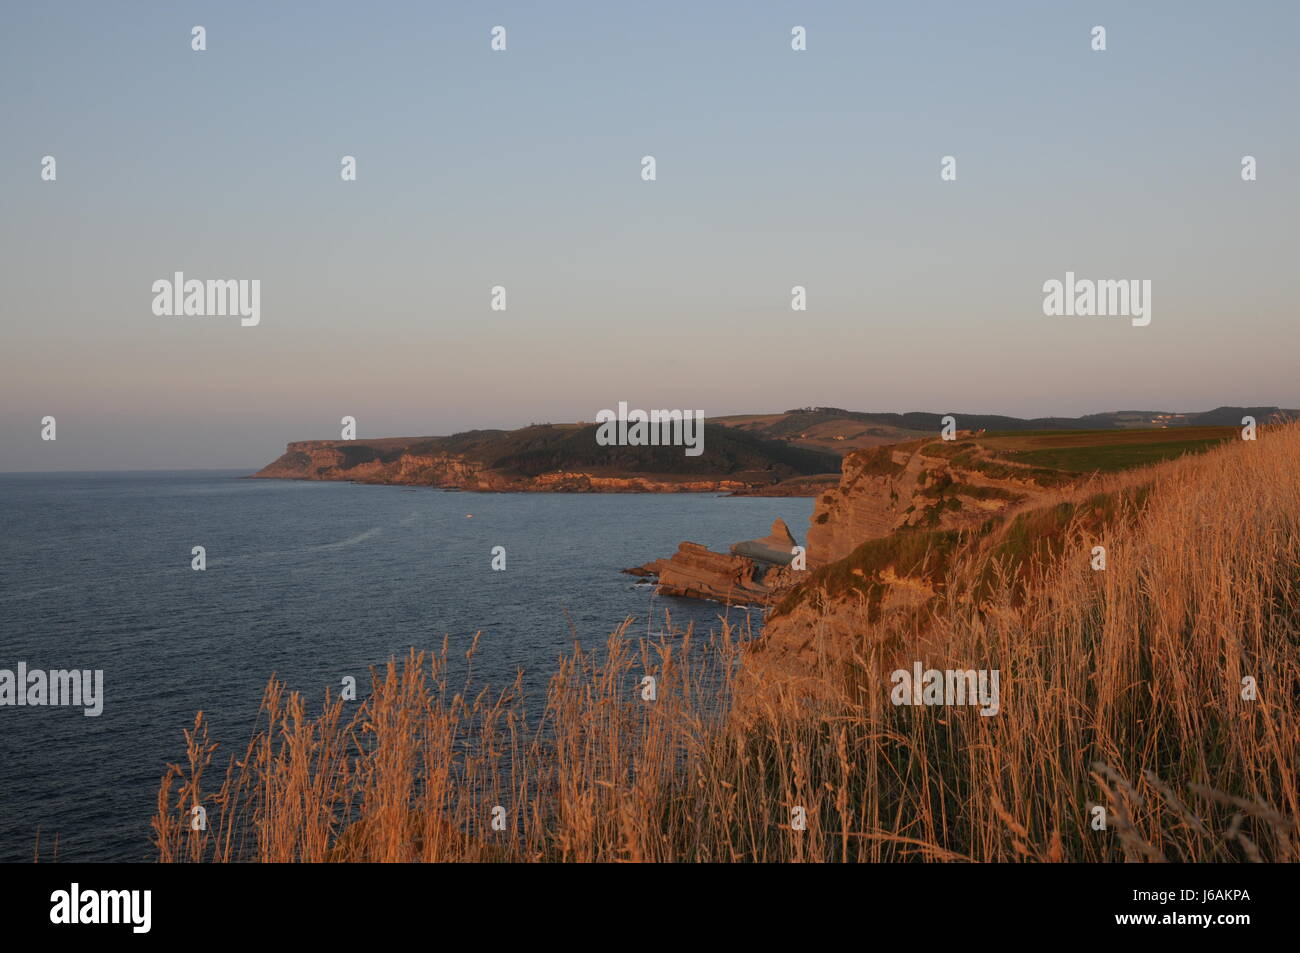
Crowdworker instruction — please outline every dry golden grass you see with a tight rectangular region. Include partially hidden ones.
[154,424,1300,862]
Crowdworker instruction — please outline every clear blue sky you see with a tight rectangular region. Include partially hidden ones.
[2,1,1297,469]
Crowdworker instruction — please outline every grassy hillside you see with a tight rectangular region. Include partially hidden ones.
[972,426,1238,473]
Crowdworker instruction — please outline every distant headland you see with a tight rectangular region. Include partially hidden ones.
[252,406,1295,496]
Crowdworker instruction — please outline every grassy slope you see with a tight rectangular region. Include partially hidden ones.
[974,426,1238,474]
[914,426,1238,477]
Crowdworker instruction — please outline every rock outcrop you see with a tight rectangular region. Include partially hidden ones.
[624,519,804,605]
[625,543,778,605]
[804,439,1063,565]
[750,437,1082,682]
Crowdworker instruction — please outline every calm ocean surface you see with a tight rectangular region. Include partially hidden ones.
[0,471,811,861]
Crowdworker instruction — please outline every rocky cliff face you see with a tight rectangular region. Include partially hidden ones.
[803,438,1064,565]
[751,437,1078,683]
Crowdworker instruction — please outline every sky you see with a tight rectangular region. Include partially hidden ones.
[2,1,1297,470]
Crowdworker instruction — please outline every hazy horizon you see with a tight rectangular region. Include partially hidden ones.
[4,0,1298,471]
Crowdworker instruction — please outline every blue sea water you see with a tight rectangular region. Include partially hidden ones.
[0,471,811,861]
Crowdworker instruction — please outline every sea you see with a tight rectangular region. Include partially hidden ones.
[0,470,811,861]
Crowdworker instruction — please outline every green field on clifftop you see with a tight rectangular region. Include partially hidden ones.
[973,426,1238,474]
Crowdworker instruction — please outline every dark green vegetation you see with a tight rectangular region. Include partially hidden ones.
[453,424,839,478]
[303,424,841,481]
[1009,437,1232,473]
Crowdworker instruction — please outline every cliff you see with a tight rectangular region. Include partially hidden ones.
[624,438,1060,609]
[253,424,840,494]
[746,428,1221,686]
[803,437,1066,565]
